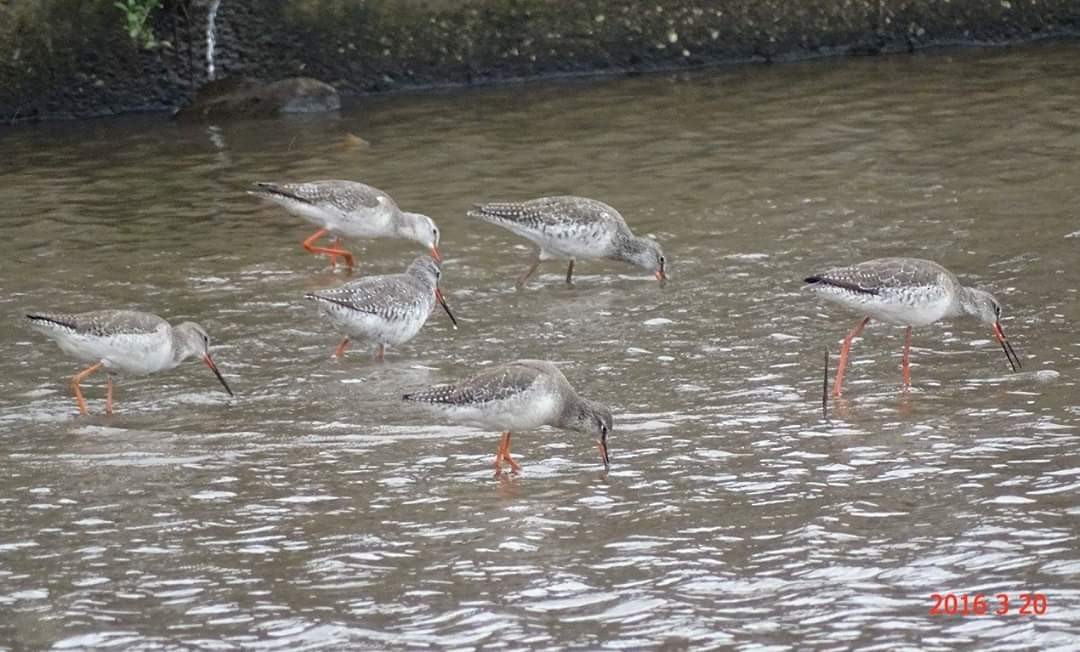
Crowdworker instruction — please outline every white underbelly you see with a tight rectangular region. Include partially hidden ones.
[869,297,951,326]
[539,236,612,260]
[323,306,428,347]
[273,197,338,230]
[814,288,953,327]
[438,390,559,432]
[506,224,611,261]
[336,210,396,239]
[56,332,174,375]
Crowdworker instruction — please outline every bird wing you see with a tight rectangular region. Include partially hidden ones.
[251,180,384,212]
[305,274,421,315]
[402,362,548,407]
[468,196,625,239]
[27,310,168,337]
[805,257,953,295]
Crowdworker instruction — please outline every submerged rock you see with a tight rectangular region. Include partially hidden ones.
[174,77,340,122]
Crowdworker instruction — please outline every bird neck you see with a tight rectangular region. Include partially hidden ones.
[393,211,424,241]
[555,393,592,432]
[952,286,978,319]
[169,327,198,367]
[405,263,438,289]
[610,232,647,264]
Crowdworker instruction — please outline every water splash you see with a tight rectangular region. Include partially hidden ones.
[206,0,222,80]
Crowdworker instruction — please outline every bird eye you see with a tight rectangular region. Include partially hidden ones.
[659,255,666,266]
[994,304,1002,317]
[600,423,608,435]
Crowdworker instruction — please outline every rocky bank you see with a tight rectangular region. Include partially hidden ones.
[1,0,1078,123]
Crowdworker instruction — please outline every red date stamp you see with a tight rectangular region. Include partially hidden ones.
[930,593,1047,616]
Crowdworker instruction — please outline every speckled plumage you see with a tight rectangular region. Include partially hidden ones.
[255,180,384,215]
[470,197,624,253]
[804,257,1020,395]
[468,195,666,285]
[29,310,183,374]
[404,360,563,414]
[26,309,233,414]
[250,179,442,260]
[28,310,170,340]
[805,257,962,326]
[403,360,613,472]
[305,256,456,356]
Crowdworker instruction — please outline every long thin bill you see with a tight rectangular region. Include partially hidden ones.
[435,288,459,329]
[597,432,611,470]
[1004,339,1021,370]
[993,322,1021,372]
[430,245,443,263]
[203,354,235,396]
[1000,339,1021,372]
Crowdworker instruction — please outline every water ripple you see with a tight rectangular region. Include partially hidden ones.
[1,42,1080,650]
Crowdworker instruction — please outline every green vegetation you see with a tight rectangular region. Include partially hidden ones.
[114,0,162,48]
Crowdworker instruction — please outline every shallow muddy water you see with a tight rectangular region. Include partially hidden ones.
[1,42,1079,649]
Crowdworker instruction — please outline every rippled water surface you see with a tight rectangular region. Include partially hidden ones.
[2,43,1080,649]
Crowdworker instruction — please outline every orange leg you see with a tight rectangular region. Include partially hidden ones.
[70,362,103,416]
[503,431,522,474]
[494,431,522,475]
[902,326,913,389]
[565,260,575,285]
[330,237,355,271]
[330,238,355,271]
[373,343,385,363]
[516,257,541,289]
[503,452,522,475]
[105,376,114,416]
[833,316,870,397]
[494,431,508,474]
[302,229,354,269]
[334,337,350,358]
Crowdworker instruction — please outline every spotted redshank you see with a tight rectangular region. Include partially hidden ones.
[402,359,613,475]
[304,256,458,362]
[250,180,442,270]
[26,310,234,415]
[804,257,1021,396]
[468,196,667,288]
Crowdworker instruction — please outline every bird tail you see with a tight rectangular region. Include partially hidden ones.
[304,293,351,310]
[248,182,310,205]
[803,276,879,295]
[26,313,78,333]
[401,386,454,404]
[467,202,529,224]
[304,293,380,316]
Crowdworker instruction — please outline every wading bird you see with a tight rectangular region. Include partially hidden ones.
[304,256,458,362]
[27,310,233,415]
[403,360,613,475]
[469,196,666,289]
[804,257,1021,396]
[251,180,442,270]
